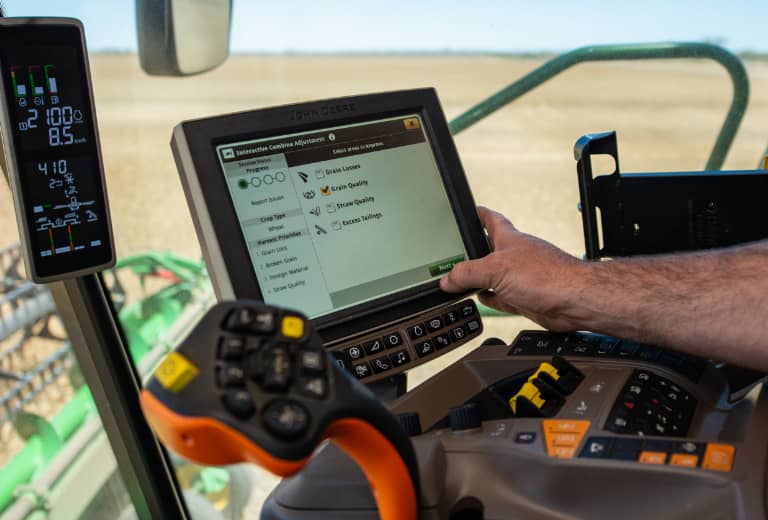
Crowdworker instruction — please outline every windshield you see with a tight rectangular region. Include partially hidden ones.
[0,1,766,518]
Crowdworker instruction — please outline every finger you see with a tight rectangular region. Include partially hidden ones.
[477,206,517,248]
[440,257,499,293]
[478,206,517,232]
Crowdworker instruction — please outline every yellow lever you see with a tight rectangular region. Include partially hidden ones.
[509,381,545,414]
[508,361,560,414]
[531,362,560,382]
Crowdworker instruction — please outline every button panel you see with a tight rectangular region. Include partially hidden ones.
[579,437,734,472]
[213,310,330,425]
[331,299,482,383]
[605,370,696,437]
[509,330,707,383]
[542,419,591,459]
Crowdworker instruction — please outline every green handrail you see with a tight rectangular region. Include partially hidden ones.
[449,42,749,171]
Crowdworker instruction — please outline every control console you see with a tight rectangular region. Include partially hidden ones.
[262,330,768,519]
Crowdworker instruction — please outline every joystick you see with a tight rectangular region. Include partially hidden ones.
[140,301,420,520]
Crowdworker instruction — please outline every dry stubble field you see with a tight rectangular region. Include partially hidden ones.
[1,54,768,512]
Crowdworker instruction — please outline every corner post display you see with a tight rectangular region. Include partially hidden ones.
[0,18,186,519]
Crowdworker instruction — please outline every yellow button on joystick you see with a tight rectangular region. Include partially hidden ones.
[155,352,199,393]
[282,316,305,339]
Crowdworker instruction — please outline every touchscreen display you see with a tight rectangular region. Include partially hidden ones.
[217,114,467,318]
[0,24,112,279]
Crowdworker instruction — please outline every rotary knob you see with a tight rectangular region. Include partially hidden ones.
[449,403,481,431]
[397,412,422,436]
[480,337,507,347]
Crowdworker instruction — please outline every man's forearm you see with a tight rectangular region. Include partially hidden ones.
[568,241,768,370]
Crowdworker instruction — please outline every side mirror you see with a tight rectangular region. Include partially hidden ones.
[136,0,232,76]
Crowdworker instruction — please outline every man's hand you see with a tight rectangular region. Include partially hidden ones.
[440,206,587,331]
[442,206,768,370]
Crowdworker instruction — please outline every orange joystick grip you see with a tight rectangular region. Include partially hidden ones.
[140,301,421,520]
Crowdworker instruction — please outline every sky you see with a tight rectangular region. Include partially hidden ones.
[3,0,768,54]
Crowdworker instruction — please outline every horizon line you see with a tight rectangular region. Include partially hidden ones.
[89,48,768,57]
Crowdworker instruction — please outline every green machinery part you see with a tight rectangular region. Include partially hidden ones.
[0,386,96,512]
[0,252,208,514]
[110,252,209,362]
[449,42,749,171]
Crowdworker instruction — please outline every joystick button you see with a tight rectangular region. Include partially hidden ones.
[299,377,327,399]
[263,400,309,439]
[300,350,325,373]
[219,336,245,360]
[281,315,305,339]
[262,347,292,391]
[217,364,246,388]
[225,307,275,334]
[223,390,256,420]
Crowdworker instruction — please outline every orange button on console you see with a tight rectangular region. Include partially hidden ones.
[702,443,735,472]
[670,453,699,468]
[542,420,590,459]
[551,446,577,458]
[639,451,667,465]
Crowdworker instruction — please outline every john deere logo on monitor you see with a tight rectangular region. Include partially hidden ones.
[222,148,235,159]
[288,102,356,121]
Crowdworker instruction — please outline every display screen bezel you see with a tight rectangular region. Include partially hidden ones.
[176,89,489,342]
[0,19,114,282]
